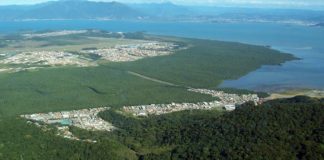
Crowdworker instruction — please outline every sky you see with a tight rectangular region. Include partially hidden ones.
[0,0,324,10]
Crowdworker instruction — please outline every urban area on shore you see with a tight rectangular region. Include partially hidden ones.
[21,88,261,140]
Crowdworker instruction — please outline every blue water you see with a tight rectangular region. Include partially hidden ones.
[1,20,323,92]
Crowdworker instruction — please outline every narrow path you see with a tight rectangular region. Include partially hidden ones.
[127,71,180,87]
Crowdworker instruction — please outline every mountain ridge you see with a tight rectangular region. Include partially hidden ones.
[0,0,323,24]
[0,0,146,20]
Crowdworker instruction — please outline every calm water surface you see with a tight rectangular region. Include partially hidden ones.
[0,20,323,92]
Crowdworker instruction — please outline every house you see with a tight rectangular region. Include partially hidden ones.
[224,104,236,111]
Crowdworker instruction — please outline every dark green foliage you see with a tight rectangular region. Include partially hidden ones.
[0,66,214,117]
[0,95,322,159]
[0,36,293,117]
[0,117,137,160]
[0,33,305,159]
[99,97,324,159]
[113,38,296,88]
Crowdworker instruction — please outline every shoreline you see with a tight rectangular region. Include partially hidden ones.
[1,23,323,95]
[266,88,324,100]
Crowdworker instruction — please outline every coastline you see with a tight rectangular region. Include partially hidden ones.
[266,89,324,100]
[0,20,323,95]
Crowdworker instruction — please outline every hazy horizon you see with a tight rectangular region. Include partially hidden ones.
[0,0,324,10]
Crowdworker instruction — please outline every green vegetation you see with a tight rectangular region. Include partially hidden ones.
[0,117,137,159]
[0,66,214,117]
[113,37,295,88]
[0,32,294,116]
[0,31,306,159]
[98,96,324,159]
[1,96,321,159]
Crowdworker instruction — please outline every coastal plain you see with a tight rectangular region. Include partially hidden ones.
[0,30,295,116]
[0,30,303,159]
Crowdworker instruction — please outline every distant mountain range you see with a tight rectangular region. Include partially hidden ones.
[0,0,323,25]
[0,0,193,20]
[0,0,145,20]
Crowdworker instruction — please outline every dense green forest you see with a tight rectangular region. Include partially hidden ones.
[0,66,214,117]
[99,96,324,159]
[0,32,308,159]
[112,37,296,88]
[0,34,292,116]
[0,116,137,159]
[0,96,322,159]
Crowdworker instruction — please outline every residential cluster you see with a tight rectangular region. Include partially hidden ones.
[0,51,93,67]
[83,42,179,62]
[21,107,114,141]
[188,88,260,106]
[20,88,262,140]
[0,42,180,72]
[123,101,223,116]
[123,89,261,116]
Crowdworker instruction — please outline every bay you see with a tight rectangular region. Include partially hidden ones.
[0,20,323,92]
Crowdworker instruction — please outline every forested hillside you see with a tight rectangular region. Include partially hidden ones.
[1,96,322,159]
[100,96,324,159]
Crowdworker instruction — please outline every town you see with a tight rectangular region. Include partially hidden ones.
[123,89,261,116]
[0,51,94,68]
[188,88,260,105]
[123,101,223,116]
[0,41,179,72]
[20,87,261,134]
[21,107,114,131]
[21,107,114,141]
[20,88,261,140]
[21,88,260,140]
[81,42,179,62]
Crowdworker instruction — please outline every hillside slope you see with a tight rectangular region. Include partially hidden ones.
[99,96,324,159]
[0,0,144,20]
